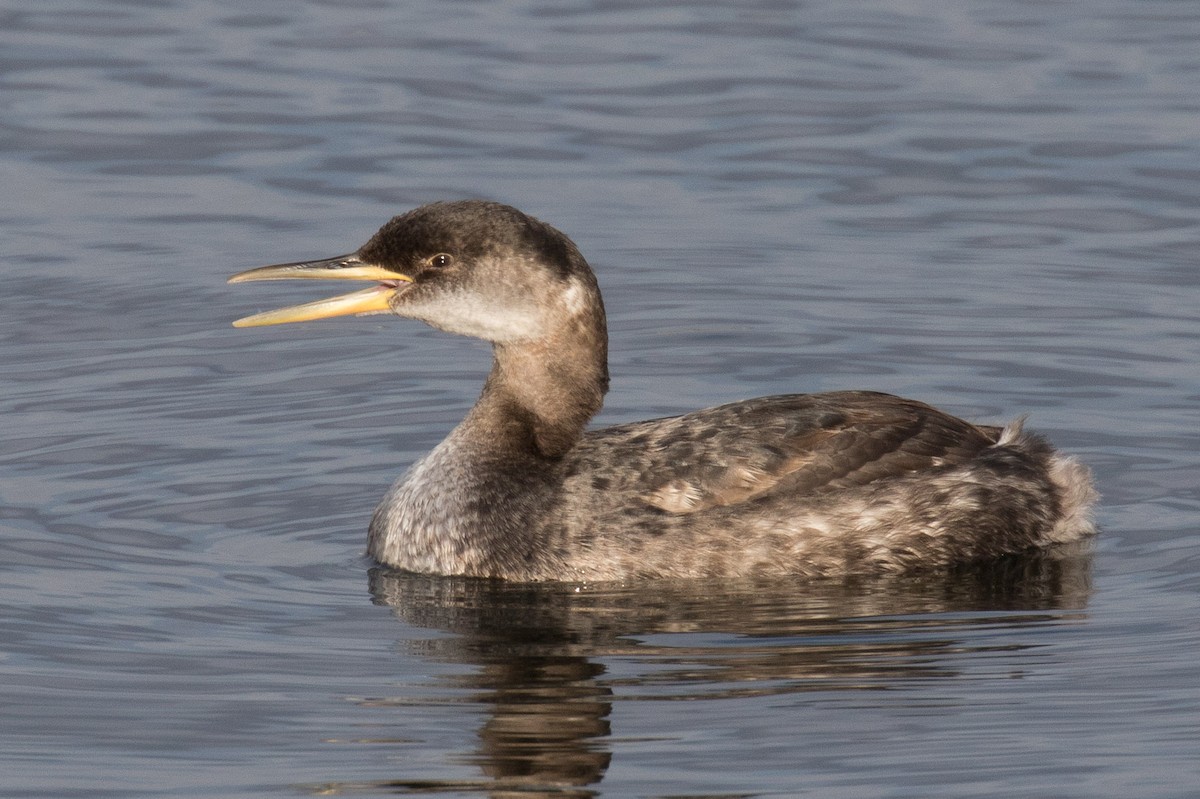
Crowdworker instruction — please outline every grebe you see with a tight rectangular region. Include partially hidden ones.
[229,200,1096,581]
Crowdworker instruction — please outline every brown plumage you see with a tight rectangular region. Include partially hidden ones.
[229,200,1097,581]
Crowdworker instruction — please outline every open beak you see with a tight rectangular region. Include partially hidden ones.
[227,254,413,327]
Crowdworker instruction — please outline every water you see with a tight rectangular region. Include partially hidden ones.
[2,0,1198,796]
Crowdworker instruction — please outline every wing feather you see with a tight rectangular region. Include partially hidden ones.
[571,391,997,515]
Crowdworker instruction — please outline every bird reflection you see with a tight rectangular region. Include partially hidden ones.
[322,544,1091,796]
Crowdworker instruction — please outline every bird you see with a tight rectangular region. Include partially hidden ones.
[229,200,1097,581]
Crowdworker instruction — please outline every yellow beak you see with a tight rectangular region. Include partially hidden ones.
[227,255,413,328]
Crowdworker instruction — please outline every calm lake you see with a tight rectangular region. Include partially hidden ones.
[2,0,1198,796]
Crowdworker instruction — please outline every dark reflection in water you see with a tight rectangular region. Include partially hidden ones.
[314,547,1093,796]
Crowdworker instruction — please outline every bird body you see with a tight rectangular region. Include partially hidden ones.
[230,201,1096,581]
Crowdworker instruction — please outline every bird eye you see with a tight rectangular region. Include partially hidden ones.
[428,253,454,268]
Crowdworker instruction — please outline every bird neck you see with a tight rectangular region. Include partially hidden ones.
[465,316,609,461]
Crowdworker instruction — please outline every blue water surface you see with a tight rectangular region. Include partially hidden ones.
[2,1,1198,796]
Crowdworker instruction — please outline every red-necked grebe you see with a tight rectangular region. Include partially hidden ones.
[229,200,1096,581]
